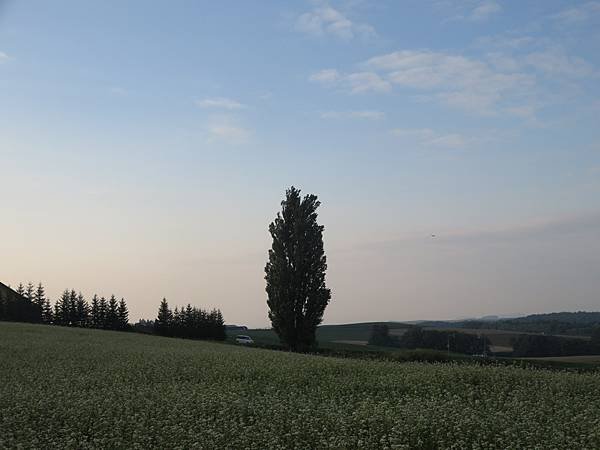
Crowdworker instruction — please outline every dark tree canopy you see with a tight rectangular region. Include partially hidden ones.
[368,324,399,347]
[153,299,225,340]
[265,186,331,351]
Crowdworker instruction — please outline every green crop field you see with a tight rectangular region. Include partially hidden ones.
[2,322,600,449]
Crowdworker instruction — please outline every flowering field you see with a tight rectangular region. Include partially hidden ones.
[1,322,599,449]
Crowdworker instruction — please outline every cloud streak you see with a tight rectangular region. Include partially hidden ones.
[551,1,600,24]
[295,3,375,40]
[391,128,470,149]
[309,69,391,93]
[204,115,251,144]
[196,97,246,110]
[469,0,502,21]
[320,110,384,120]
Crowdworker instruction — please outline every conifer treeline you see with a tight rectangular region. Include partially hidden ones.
[154,298,226,340]
[1,282,227,341]
[0,282,129,331]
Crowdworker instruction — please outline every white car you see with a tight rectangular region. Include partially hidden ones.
[235,335,254,345]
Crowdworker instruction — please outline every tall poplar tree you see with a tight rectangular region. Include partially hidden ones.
[265,186,331,351]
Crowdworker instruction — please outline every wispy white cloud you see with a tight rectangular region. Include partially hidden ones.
[196,97,246,110]
[441,0,502,22]
[312,36,596,118]
[309,69,391,93]
[390,128,436,140]
[320,110,384,120]
[204,116,251,144]
[295,3,375,40]
[469,0,502,21]
[0,51,9,63]
[365,50,533,115]
[426,133,469,148]
[391,128,470,149]
[523,46,595,78]
[309,69,340,83]
[551,1,600,24]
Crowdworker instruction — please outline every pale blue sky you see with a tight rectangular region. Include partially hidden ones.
[1,1,599,327]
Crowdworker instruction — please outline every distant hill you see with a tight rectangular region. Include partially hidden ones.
[418,311,600,336]
[506,311,600,324]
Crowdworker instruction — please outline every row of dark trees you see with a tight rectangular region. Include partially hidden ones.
[2,281,228,342]
[368,324,491,355]
[154,298,226,340]
[0,282,129,331]
[512,333,600,357]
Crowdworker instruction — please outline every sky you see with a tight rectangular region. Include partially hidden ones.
[1,0,599,327]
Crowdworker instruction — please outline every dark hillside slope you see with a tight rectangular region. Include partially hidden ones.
[0,281,40,323]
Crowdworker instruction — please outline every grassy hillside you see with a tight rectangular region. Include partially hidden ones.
[2,322,600,449]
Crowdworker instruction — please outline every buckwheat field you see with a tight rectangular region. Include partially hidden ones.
[1,322,599,449]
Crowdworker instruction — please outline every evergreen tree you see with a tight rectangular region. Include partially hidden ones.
[68,290,78,325]
[34,283,45,308]
[155,298,172,336]
[42,298,53,324]
[98,297,108,329]
[75,292,89,327]
[16,283,25,297]
[53,299,61,325]
[25,282,35,302]
[185,304,194,339]
[117,298,129,330]
[214,309,226,341]
[265,186,331,351]
[54,290,71,325]
[90,295,100,328]
[24,282,44,323]
[107,295,118,330]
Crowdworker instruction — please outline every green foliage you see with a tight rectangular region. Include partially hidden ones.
[368,324,399,347]
[398,327,491,355]
[1,322,600,449]
[265,186,331,351]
